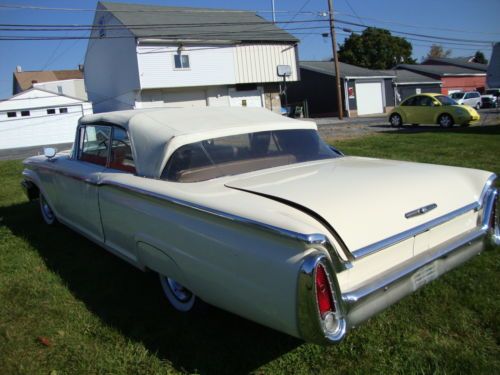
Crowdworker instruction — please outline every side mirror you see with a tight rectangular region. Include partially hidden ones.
[43,147,57,159]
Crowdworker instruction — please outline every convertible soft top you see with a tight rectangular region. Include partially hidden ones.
[80,107,317,178]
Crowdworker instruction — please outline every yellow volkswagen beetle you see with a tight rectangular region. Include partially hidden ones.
[389,93,480,128]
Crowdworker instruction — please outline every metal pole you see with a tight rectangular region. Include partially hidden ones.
[271,0,276,23]
[327,0,344,119]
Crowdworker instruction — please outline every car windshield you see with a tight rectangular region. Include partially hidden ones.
[450,93,465,99]
[435,95,458,106]
[162,129,341,182]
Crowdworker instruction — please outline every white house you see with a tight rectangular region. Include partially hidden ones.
[84,1,300,114]
[0,88,93,150]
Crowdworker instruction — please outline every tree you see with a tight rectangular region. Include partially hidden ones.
[473,50,488,64]
[337,27,416,69]
[426,44,452,59]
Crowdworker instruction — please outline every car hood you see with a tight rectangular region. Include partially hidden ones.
[225,157,491,252]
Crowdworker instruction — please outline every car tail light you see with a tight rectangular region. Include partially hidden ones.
[315,263,336,315]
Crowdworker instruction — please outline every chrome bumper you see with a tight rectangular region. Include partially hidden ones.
[343,227,487,329]
[298,186,498,345]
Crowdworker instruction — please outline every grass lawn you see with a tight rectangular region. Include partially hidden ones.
[1,126,499,375]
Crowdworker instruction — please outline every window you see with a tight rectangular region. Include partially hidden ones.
[162,129,339,182]
[7,112,16,118]
[109,127,136,173]
[419,96,434,107]
[21,110,30,117]
[79,125,111,166]
[435,95,457,106]
[174,54,190,69]
[47,109,56,115]
[59,108,68,114]
[401,96,417,106]
[57,85,63,94]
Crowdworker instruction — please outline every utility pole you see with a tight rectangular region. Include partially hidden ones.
[327,0,344,119]
[271,0,276,23]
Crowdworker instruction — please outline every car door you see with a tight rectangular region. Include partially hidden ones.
[98,126,140,263]
[405,95,427,124]
[50,124,111,243]
[398,96,417,122]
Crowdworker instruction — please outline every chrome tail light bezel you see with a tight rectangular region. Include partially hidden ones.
[297,252,347,344]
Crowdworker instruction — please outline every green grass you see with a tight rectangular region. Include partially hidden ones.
[1,126,499,375]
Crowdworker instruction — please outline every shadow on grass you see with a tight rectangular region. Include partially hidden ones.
[0,201,300,374]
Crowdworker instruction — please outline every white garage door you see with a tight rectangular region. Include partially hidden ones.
[228,88,263,108]
[355,82,384,115]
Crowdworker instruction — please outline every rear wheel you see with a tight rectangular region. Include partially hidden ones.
[39,192,57,225]
[159,274,203,312]
[389,113,403,127]
[438,114,454,128]
[475,102,481,110]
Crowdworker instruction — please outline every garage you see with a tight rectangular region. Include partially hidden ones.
[355,82,384,115]
[228,87,263,107]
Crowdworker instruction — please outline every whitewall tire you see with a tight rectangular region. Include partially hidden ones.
[159,274,199,312]
[39,193,57,225]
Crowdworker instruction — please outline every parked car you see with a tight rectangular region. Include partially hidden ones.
[481,94,498,108]
[22,107,499,344]
[389,93,480,128]
[449,91,482,109]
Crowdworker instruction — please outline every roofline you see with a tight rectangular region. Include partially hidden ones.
[300,65,394,79]
[0,87,89,103]
[442,73,486,77]
[394,81,442,85]
[345,76,395,80]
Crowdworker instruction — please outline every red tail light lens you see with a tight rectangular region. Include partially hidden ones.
[315,263,336,316]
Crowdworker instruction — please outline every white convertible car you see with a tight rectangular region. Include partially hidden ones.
[22,107,499,344]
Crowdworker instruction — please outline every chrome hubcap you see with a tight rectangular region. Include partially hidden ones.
[166,278,193,302]
[441,116,451,126]
[391,116,400,126]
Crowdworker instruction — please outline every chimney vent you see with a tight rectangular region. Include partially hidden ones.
[16,65,22,73]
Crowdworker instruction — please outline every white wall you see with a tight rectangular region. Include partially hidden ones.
[136,43,298,90]
[84,6,140,113]
[137,45,236,89]
[137,88,208,109]
[33,79,88,101]
[0,102,92,150]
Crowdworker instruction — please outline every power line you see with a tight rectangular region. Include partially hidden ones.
[335,11,500,36]
[0,17,495,45]
[0,3,319,14]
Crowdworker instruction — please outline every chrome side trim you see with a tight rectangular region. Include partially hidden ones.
[98,179,354,271]
[352,202,479,259]
[297,253,347,344]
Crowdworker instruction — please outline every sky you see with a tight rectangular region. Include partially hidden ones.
[1,0,499,99]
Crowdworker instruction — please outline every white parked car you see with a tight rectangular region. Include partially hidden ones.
[450,91,482,109]
[21,107,499,344]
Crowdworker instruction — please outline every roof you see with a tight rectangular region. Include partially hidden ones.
[379,69,441,85]
[396,64,487,77]
[13,69,83,92]
[423,57,487,72]
[99,1,298,43]
[0,88,87,111]
[299,61,395,79]
[80,107,316,177]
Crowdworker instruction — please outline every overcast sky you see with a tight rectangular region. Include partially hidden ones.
[1,0,499,99]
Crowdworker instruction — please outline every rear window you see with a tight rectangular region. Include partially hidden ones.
[161,129,340,182]
[450,93,464,99]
